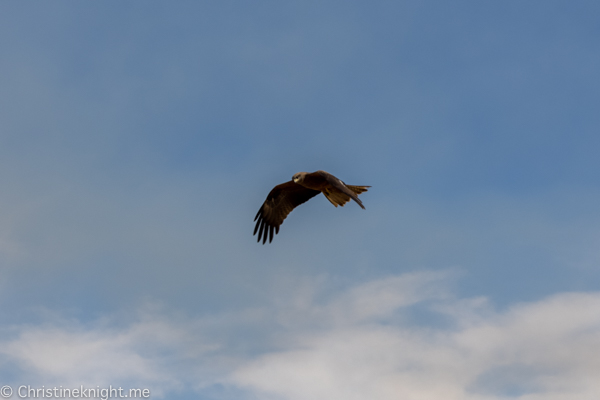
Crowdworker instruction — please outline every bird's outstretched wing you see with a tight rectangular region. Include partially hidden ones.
[254,181,320,244]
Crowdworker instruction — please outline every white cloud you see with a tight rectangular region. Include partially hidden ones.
[232,275,600,400]
[0,310,221,397]
[2,272,600,400]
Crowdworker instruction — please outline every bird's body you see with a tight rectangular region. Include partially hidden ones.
[254,170,370,244]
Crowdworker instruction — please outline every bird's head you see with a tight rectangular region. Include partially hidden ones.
[292,172,305,184]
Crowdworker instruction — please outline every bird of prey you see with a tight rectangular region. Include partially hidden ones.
[254,170,370,244]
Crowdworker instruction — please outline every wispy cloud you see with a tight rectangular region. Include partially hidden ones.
[234,279,600,400]
[2,271,600,400]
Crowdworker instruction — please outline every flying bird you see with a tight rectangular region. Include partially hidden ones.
[254,170,370,244]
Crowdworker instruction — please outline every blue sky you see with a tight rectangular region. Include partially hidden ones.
[1,1,600,399]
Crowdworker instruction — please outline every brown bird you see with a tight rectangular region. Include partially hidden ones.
[254,170,370,244]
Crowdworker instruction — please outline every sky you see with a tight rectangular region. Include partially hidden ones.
[1,1,600,399]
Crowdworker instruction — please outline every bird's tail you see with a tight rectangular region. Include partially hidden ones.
[347,185,370,195]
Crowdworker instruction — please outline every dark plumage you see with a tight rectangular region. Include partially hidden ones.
[254,170,370,244]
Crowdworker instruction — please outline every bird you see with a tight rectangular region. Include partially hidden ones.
[253,170,370,244]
